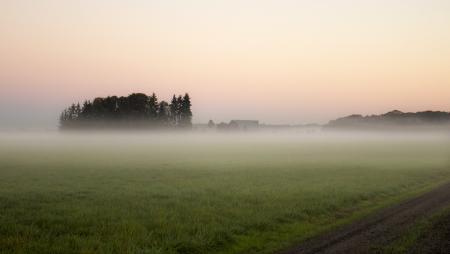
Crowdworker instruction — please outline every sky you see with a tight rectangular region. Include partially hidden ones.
[1,0,450,128]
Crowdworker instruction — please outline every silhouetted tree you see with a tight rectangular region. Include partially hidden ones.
[158,101,170,125]
[128,93,148,118]
[118,96,130,119]
[75,103,81,118]
[81,100,93,119]
[180,93,192,128]
[59,110,68,128]
[60,92,192,130]
[104,96,119,119]
[148,93,159,120]
[68,104,77,120]
[170,95,179,126]
[92,98,106,118]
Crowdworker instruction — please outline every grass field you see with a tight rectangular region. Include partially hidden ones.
[0,132,449,254]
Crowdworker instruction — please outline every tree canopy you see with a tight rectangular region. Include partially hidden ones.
[60,93,192,130]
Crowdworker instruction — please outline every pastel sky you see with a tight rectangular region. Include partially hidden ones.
[1,0,450,128]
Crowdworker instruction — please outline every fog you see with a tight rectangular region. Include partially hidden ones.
[1,128,449,254]
[1,129,448,149]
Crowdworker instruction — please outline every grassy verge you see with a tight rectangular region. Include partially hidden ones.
[223,179,450,254]
[379,205,450,254]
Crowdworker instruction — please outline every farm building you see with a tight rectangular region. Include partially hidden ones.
[229,120,259,131]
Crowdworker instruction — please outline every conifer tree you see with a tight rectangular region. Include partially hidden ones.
[170,95,179,126]
[148,93,159,119]
[180,93,192,128]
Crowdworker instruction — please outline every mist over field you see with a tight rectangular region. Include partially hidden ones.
[1,130,449,253]
[2,129,449,148]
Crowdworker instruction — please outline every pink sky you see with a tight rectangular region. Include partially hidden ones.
[1,0,450,128]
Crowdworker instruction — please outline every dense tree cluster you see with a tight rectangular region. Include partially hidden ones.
[326,110,450,130]
[60,93,192,129]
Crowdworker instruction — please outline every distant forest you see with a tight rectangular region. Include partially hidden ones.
[326,110,450,130]
[60,93,192,130]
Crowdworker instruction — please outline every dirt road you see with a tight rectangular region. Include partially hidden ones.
[279,182,450,254]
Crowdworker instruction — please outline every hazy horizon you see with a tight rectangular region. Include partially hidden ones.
[1,0,450,129]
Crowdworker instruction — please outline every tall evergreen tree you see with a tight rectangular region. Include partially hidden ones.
[170,95,179,126]
[81,100,93,119]
[75,103,81,118]
[68,104,76,120]
[158,101,170,125]
[148,93,159,120]
[180,93,192,128]
[177,95,183,125]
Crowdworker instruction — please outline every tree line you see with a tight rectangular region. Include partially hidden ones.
[60,93,192,129]
[326,110,450,130]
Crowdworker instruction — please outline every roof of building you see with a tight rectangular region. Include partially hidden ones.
[229,120,259,124]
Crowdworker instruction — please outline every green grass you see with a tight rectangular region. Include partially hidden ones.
[0,133,449,254]
[379,205,450,254]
